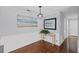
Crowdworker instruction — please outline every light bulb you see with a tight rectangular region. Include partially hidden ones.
[37,13,43,19]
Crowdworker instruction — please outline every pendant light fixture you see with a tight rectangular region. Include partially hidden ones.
[37,6,43,19]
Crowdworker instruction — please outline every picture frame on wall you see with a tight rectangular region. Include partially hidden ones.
[44,18,56,30]
[17,14,38,28]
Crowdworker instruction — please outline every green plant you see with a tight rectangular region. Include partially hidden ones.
[40,29,50,35]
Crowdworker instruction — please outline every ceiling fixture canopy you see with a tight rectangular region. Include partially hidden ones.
[37,6,43,19]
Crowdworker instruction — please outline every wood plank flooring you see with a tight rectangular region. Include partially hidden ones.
[10,40,59,53]
[10,36,77,53]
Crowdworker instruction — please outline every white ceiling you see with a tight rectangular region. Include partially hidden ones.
[14,6,70,18]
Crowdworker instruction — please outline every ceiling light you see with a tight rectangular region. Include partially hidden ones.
[37,6,43,19]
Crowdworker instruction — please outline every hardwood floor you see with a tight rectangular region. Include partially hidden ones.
[66,35,77,53]
[10,36,77,53]
[10,40,59,53]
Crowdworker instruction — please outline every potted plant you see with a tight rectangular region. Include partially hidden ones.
[40,29,50,40]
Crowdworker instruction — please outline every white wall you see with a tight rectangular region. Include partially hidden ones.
[1,32,40,52]
[0,6,43,52]
[59,12,65,44]
[0,6,62,52]
[0,7,3,45]
[1,7,42,36]
[68,18,78,36]
[62,7,79,37]
[64,15,78,37]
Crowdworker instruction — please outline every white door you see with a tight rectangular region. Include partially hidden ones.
[68,19,78,36]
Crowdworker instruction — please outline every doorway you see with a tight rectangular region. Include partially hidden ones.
[64,15,78,53]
